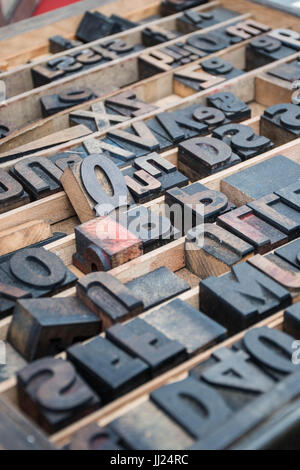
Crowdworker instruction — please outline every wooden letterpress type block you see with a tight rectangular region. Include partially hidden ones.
[178,136,240,180]
[248,253,300,303]
[0,398,54,450]
[41,88,97,117]
[124,152,187,203]
[17,358,100,433]
[68,424,125,450]
[138,50,175,80]
[151,377,231,439]
[246,35,296,71]
[107,121,161,157]
[32,57,84,87]
[226,20,270,42]
[276,182,300,211]
[185,223,254,278]
[49,35,83,53]
[177,7,239,34]
[147,107,211,146]
[106,90,158,118]
[186,30,230,54]
[207,92,251,122]
[190,339,284,412]
[125,205,180,251]
[161,0,208,15]
[142,25,178,47]
[192,368,300,450]
[122,166,162,203]
[0,343,27,383]
[67,336,149,401]
[267,58,300,84]
[221,155,300,206]
[202,57,244,80]
[0,247,77,317]
[125,267,190,310]
[174,64,226,96]
[200,262,290,333]
[217,206,287,254]
[284,303,300,338]
[76,12,121,43]
[213,123,274,160]
[143,298,227,356]
[69,102,130,133]
[268,29,300,51]
[83,137,136,167]
[61,153,133,223]
[10,156,62,200]
[77,272,144,329]
[248,193,300,238]
[8,297,101,361]
[0,169,29,214]
[0,282,31,319]
[261,103,300,145]
[166,182,234,234]
[107,318,187,377]
[110,400,194,450]
[109,15,138,32]
[49,152,83,171]
[275,238,300,272]
[133,152,188,193]
[73,216,143,274]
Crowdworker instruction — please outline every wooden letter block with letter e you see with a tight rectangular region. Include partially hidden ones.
[0,247,77,318]
[185,224,254,278]
[67,336,149,402]
[200,262,291,333]
[0,169,29,214]
[217,205,288,254]
[166,182,235,234]
[77,272,144,330]
[106,318,187,377]
[178,137,241,180]
[0,398,55,450]
[10,156,63,200]
[8,297,101,362]
[260,103,300,146]
[213,123,274,160]
[61,153,133,223]
[221,155,300,206]
[41,88,97,117]
[143,298,227,357]
[207,92,251,123]
[17,358,100,433]
[73,216,143,274]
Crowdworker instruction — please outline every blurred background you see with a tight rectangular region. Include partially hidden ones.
[0,0,83,25]
[0,0,299,26]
